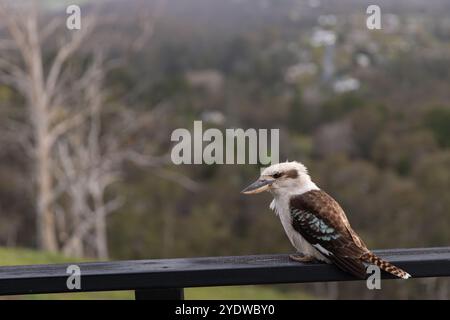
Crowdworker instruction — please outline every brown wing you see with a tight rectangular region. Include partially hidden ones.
[289,190,369,279]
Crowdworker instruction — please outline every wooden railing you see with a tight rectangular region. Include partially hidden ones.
[0,247,449,299]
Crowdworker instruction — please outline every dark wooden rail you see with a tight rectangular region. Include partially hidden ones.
[0,247,449,299]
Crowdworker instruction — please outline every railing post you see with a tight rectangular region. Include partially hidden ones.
[134,288,184,300]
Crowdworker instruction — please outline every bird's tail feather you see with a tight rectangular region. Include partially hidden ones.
[360,252,411,279]
[328,255,367,279]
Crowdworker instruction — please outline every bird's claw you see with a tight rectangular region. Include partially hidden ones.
[289,254,319,263]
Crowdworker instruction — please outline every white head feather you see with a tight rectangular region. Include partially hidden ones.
[260,161,319,197]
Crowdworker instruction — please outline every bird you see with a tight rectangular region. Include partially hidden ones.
[241,161,411,280]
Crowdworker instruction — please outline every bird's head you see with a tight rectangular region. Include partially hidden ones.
[241,161,314,196]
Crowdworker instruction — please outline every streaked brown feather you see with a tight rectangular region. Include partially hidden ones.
[290,190,369,278]
[290,190,410,279]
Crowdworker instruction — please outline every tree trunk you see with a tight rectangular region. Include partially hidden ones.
[28,20,58,251]
[92,187,109,259]
[64,190,85,257]
[95,207,109,260]
[33,99,58,252]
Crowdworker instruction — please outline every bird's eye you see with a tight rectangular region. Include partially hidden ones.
[272,172,282,179]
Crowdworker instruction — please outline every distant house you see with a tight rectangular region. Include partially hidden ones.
[333,77,360,93]
[201,110,226,125]
[185,70,224,95]
[284,63,317,83]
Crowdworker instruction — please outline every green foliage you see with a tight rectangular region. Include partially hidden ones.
[320,93,365,123]
[186,286,312,300]
[372,130,438,175]
[349,105,387,159]
[288,88,314,134]
[424,107,450,148]
[0,86,13,102]
[412,152,450,245]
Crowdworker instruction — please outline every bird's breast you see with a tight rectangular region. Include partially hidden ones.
[270,197,328,262]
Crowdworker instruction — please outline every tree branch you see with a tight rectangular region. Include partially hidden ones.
[48,111,88,147]
[45,14,96,100]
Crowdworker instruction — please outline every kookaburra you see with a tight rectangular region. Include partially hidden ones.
[242,161,410,279]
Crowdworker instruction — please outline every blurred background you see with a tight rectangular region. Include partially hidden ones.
[0,0,449,299]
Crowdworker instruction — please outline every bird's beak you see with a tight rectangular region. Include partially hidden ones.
[241,178,274,194]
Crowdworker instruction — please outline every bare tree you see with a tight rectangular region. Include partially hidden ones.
[0,1,96,251]
[0,0,197,258]
[54,54,197,258]
[54,53,123,258]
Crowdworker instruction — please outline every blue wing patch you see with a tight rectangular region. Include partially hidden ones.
[290,208,341,241]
